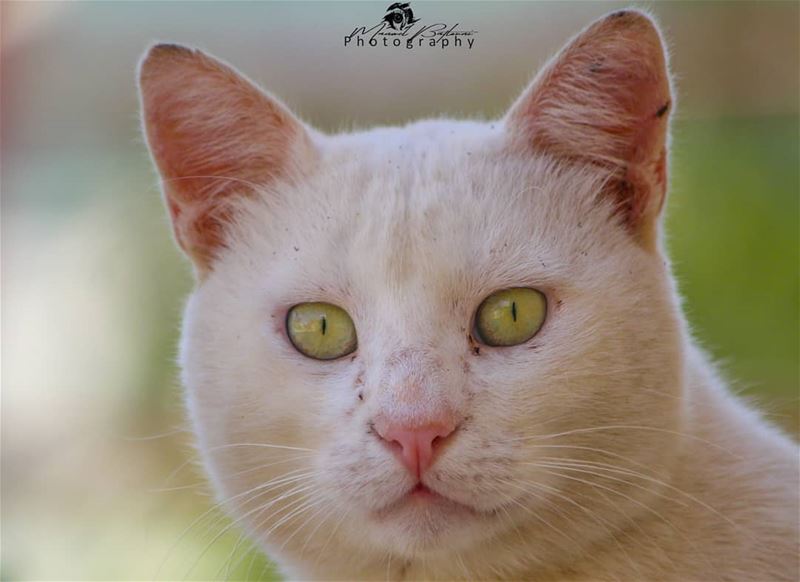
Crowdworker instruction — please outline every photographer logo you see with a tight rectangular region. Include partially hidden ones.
[344,3,477,50]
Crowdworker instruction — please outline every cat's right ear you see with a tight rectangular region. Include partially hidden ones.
[138,44,315,276]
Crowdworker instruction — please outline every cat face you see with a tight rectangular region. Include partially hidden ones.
[141,10,684,576]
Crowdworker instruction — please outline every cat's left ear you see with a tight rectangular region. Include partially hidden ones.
[505,10,672,248]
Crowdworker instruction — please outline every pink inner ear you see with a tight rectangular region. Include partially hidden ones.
[166,197,182,225]
[165,193,231,268]
[139,44,312,274]
[506,10,672,243]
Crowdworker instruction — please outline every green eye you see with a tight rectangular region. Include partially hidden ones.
[286,302,357,360]
[474,288,547,347]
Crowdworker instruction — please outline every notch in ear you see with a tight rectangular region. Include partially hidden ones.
[505,10,673,248]
[138,44,315,275]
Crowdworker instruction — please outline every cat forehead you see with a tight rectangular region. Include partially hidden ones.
[322,118,500,160]
[306,119,607,233]
[229,120,618,301]
[309,119,594,209]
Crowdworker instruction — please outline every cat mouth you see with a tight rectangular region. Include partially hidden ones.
[409,483,437,498]
[373,481,480,519]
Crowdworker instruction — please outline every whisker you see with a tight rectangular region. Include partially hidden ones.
[530,460,689,508]
[495,480,582,554]
[220,531,248,581]
[314,505,351,569]
[251,488,318,540]
[531,457,747,539]
[123,426,189,441]
[505,478,644,578]
[149,453,315,494]
[221,491,323,579]
[154,442,313,491]
[520,443,655,473]
[207,442,315,454]
[278,497,330,552]
[244,547,261,582]
[182,479,316,580]
[221,491,326,579]
[299,500,341,559]
[491,490,530,553]
[515,425,741,458]
[533,466,713,572]
[534,457,695,507]
[267,496,325,541]
[153,469,313,580]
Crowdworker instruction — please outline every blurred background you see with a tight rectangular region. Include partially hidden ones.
[2,1,797,579]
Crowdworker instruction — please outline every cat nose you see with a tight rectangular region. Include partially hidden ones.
[374,421,456,478]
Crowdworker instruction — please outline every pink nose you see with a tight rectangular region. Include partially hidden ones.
[375,422,456,478]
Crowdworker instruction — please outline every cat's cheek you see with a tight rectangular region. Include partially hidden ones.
[318,375,369,430]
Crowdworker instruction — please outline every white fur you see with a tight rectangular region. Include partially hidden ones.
[178,120,797,580]
[142,11,799,581]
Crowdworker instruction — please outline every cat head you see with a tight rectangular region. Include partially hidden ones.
[140,10,685,576]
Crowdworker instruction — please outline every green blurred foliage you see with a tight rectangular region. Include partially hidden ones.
[668,116,799,432]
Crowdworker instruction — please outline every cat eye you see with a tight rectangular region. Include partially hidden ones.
[286,302,357,360]
[474,288,547,347]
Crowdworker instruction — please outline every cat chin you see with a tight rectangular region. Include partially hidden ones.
[350,490,502,555]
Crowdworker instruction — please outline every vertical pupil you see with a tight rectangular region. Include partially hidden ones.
[511,301,517,322]
[321,315,327,335]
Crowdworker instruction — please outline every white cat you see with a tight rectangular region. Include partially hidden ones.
[139,10,799,581]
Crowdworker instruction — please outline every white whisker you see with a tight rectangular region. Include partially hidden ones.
[515,425,741,458]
